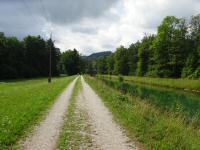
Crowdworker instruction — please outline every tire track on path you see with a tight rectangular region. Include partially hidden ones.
[21,77,78,150]
[80,76,136,150]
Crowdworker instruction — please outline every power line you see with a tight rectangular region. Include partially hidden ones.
[21,0,53,37]
[38,0,53,33]
[38,0,50,21]
[21,0,38,23]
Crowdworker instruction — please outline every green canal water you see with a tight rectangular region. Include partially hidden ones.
[102,78,200,124]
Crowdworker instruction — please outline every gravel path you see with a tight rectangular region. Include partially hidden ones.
[80,76,136,150]
[21,78,77,150]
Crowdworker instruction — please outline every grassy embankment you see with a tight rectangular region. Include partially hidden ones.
[0,76,75,149]
[101,75,200,92]
[58,77,93,149]
[85,76,200,149]
[99,77,200,125]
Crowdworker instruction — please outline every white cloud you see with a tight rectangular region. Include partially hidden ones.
[52,0,200,55]
[1,0,200,55]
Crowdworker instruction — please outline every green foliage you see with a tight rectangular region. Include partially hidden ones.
[183,14,200,78]
[84,54,114,76]
[84,14,200,79]
[97,56,108,74]
[0,34,24,79]
[181,52,198,78]
[106,55,115,75]
[114,46,129,75]
[128,42,139,75]
[0,76,75,149]
[137,35,155,76]
[60,49,82,75]
[151,16,188,77]
[0,33,60,79]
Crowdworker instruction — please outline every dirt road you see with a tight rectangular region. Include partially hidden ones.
[21,76,136,150]
[79,76,136,150]
[21,78,77,150]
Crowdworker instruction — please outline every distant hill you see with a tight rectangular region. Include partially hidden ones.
[86,51,112,60]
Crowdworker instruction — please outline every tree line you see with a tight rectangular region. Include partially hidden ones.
[0,33,60,79]
[1,14,200,79]
[85,14,200,78]
[0,32,84,80]
[0,32,85,80]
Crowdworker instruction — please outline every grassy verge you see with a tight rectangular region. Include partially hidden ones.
[0,76,75,149]
[101,75,200,92]
[58,77,93,149]
[85,76,200,150]
[99,78,200,125]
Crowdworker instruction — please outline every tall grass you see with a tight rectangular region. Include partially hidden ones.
[101,75,200,91]
[85,76,200,149]
[0,76,75,149]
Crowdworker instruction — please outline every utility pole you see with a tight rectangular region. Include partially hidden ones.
[48,33,52,83]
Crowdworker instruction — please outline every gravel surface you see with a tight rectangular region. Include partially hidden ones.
[21,78,77,150]
[21,76,137,150]
[80,76,136,150]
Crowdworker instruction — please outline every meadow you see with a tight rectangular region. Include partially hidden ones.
[85,76,200,149]
[0,76,75,149]
[101,75,200,92]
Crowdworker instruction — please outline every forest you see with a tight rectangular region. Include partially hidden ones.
[1,14,200,79]
[0,34,60,79]
[85,14,200,78]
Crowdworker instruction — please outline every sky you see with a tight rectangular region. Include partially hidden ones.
[0,0,200,55]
